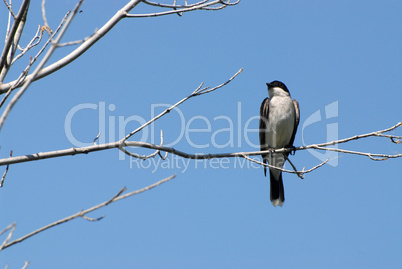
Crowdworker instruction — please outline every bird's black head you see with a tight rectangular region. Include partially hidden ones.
[266,80,289,93]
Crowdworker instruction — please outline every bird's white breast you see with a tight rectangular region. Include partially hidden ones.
[265,96,295,148]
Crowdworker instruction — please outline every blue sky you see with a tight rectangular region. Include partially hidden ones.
[1,1,401,268]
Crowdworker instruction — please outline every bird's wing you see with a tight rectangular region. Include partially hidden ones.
[259,97,270,151]
[288,99,300,147]
[259,97,270,176]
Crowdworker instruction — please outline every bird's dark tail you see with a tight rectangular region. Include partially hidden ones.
[269,169,285,207]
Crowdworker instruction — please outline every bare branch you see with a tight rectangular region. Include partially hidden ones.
[0,175,175,250]
[0,222,16,251]
[193,68,243,96]
[0,57,32,109]
[158,130,168,160]
[1,0,238,94]
[242,153,329,178]
[10,25,42,65]
[119,146,158,160]
[242,154,296,174]
[3,0,16,18]
[0,0,142,93]
[309,145,400,160]
[283,154,304,179]
[0,150,13,187]
[142,0,209,9]
[0,0,29,82]
[21,261,30,269]
[4,0,13,48]
[202,0,241,10]
[93,132,101,145]
[0,223,15,237]
[0,90,400,170]
[122,68,243,142]
[0,10,69,109]
[120,130,167,160]
[0,0,240,94]
[126,0,239,18]
[41,0,49,32]
[0,0,83,132]
[1,10,70,106]
[299,121,402,148]
[0,62,399,173]
[374,133,402,144]
[0,0,30,77]
[81,214,104,222]
[105,187,127,205]
[56,31,96,47]
[300,158,329,174]
[26,12,69,65]
[0,127,399,167]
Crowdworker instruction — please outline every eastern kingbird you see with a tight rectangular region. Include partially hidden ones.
[259,81,300,207]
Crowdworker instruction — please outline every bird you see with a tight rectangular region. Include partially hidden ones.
[259,80,300,207]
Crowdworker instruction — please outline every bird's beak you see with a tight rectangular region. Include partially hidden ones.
[266,82,272,88]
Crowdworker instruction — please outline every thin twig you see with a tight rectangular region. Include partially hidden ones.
[2,10,70,105]
[0,1,116,93]
[283,154,304,179]
[120,130,168,160]
[93,132,101,145]
[0,150,13,187]
[143,0,209,16]
[21,261,30,269]
[0,0,29,83]
[121,68,242,142]
[0,0,30,76]
[0,175,175,250]
[0,223,15,237]
[0,0,240,94]
[0,57,32,109]
[3,0,16,18]
[81,214,104,222]
[11,25,43,65]
[158,130,168,160]
[119,146,160,160]
[203,0,241,10]
[126,0,239,17]
[0,222,16,251]
[41,0,49,32]
[242,154,295,174]
[1,10,69,109]
[4,0,13,45]
[0,0,84,132]
[301,158,329,174]
[56,33,95,47]
[142,0,209,9]
[105,187,126,205]
[374,133,402,144]
[193,68,243,96]
[310,145,400,160]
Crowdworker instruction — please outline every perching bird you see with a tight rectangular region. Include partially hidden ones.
[259,81,300,207]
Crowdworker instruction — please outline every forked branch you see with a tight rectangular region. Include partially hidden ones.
[0,0,241,94]
[127,0,240,17]
[0,0,84,131]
